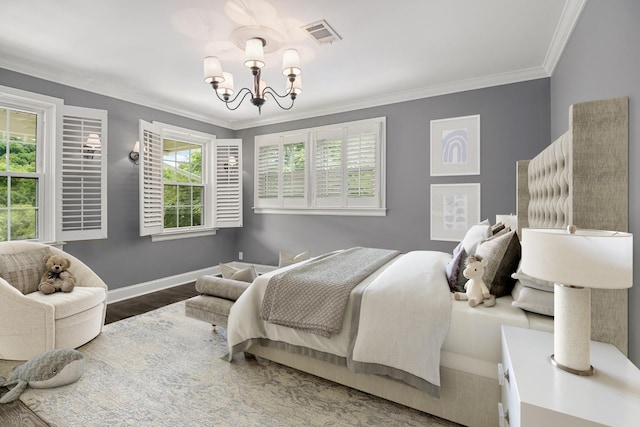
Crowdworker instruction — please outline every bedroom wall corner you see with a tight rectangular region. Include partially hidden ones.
[235,79,550,270]
[550,0,640,367]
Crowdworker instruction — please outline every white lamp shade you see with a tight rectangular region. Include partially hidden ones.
[282,49,301,76]
[204,57,224,84]
[521,228,633,289]
[285,76,302,95]
[217,72,234,96]
[244,38,265,68]
[86,133,101,149]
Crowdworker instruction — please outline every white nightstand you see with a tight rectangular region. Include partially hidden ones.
[499,325,640,427]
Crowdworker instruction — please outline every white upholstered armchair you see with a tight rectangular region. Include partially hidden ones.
[0,242,108,360]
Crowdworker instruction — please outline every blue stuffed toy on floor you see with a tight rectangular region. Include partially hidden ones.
[0,348,85,403]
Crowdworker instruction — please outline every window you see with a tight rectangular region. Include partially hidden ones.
[162,139,204,230]
[0,85,107,243]
[0,107,40,241]
[139,120,241,240]
[254,117,386,216]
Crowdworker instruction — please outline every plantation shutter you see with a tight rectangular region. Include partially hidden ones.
[138,120,163,236]
[214,139,242,228]
[58,105,108,241]
[314,128,343,207]
[346,122,379,207]
[282,133,306,207]
[255,138,280,208]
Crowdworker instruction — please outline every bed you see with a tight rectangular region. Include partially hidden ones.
[226,97,629,427]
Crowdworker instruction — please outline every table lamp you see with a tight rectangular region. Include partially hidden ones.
[521,226,633,376]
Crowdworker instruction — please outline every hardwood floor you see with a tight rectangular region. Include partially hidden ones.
[0,283,199,426]
[105,282,198,324]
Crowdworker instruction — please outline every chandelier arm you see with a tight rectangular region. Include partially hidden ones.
[211,85,254,107]
[263,85,294,100]
[263,87,296,110]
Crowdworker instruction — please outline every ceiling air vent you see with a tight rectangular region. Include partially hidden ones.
[302,20,341,44]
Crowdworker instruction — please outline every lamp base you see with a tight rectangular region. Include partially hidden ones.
[550,354,595,376]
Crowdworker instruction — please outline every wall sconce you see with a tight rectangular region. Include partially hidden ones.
[85,133,101,158]
[129,141,140,165]
[224,155,238,170]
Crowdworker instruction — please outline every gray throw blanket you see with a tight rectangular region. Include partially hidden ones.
[260,247,400,337]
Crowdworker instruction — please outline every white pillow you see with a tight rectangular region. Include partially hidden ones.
[511,267,554,292]
[279,250,310,268]
[460,221,492,256]
[511,280,554,316]
[219,263,258,283]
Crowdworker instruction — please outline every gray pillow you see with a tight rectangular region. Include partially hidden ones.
[511,280,554,316]
[511,268,555,292]
[445,242,466,292]
[475,229,521,297]
[0,247,50,294]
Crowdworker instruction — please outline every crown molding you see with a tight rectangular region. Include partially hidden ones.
[543,0,588,75]
[2,0,586,134]
[228,66,551,130]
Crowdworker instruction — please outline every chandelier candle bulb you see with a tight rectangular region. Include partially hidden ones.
[203,57,224,84]
[288,76,302,98]
[217,72,234,98]
[244,38,265,69]
[282,49,302,77]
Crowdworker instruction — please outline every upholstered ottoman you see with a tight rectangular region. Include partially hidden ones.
[185,275,251,328]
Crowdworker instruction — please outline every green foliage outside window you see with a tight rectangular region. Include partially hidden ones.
[0,108,39,241]
[162,139,204,229]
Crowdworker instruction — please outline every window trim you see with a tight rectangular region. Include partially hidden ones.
[253,117,386,216]
[149,121,216,240]
[139,121,243,241]
[0,85,62,243]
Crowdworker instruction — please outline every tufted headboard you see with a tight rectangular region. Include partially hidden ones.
[516,97,629,354]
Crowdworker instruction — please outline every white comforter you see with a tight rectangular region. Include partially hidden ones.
[226,250,452,392]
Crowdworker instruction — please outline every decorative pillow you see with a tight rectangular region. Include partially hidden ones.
[511,267,555,292]
[511,280,554,316]
[460,222,492,257]
[219,263,258,283]
[474,229,521,297]
[491,222,506,235]
[449,220,491,292]
[278,250,310,268]
[445,243,466,292]
[0,247,50,294]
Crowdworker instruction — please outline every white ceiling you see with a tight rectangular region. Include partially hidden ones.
[0,0,585,130]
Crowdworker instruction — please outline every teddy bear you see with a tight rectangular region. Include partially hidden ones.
[38,254,76,294]
[454,255,496,307]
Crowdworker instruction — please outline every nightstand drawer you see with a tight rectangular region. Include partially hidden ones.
[502,325,640,426]
[499,331,520,427]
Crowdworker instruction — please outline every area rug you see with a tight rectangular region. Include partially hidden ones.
[0,302,460,427]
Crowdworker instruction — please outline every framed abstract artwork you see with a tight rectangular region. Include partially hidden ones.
[430,183,481,241]
[430,114,480,176]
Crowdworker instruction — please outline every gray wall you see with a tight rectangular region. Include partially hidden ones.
[235,79,550,266]
[0,69,238,288]
[550,0,640,366]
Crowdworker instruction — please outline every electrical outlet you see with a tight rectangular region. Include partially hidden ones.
[238,251,243,260]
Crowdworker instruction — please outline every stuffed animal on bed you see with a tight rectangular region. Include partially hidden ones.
[38,254,76,294]
[454,256,496,307]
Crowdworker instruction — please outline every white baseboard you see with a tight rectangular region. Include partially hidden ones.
[107,266,218,304]
[107,262,277,304]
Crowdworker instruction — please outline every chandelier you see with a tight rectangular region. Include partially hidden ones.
[204,30,302,114]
